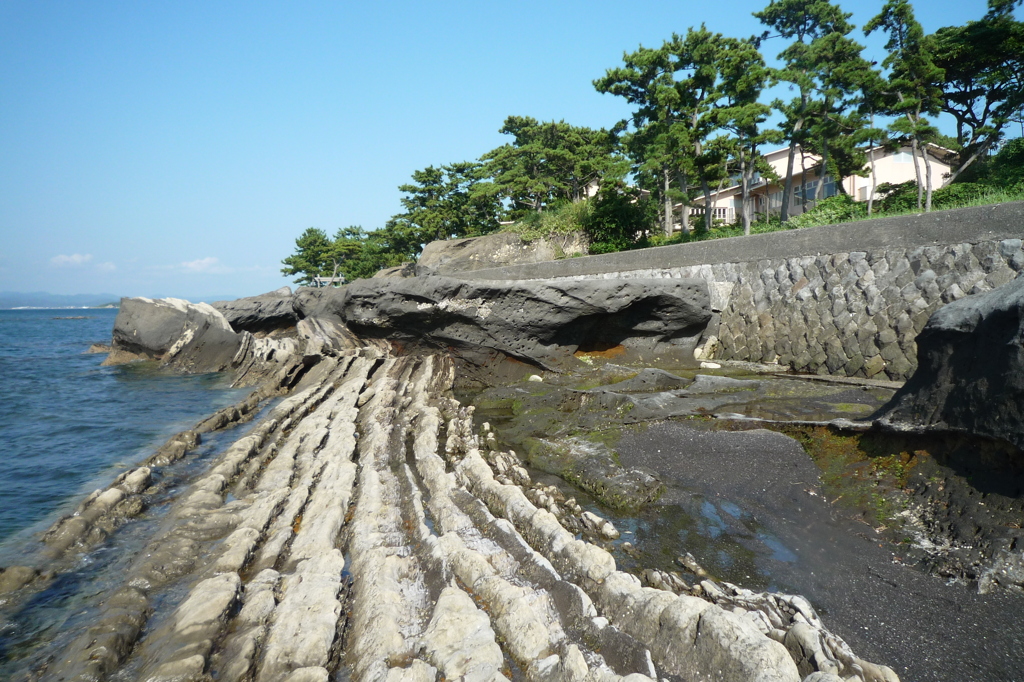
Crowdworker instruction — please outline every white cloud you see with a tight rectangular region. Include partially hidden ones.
[96,261,116,272]
[180,256,231,274]
[50,253,93,267]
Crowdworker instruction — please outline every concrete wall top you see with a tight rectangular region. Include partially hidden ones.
[459,201,1024,281]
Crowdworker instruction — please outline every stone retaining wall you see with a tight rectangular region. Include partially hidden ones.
[460,202,1024,380]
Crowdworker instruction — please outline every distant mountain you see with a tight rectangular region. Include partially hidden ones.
[0,292,122,309]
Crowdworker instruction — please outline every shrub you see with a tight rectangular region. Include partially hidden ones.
[504,183,657,254]
[504,201,592,242]
[875,181,920,213]
[787,194,868,228]
[581,182,656,253]
[989,138,1024,187]
[874,179,1016,214]
[931,182,991,208]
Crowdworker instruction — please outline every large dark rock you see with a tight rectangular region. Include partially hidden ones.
[211,286,297,334]
[875,274,1024,448]
[295,275,711,373]
[104,296,309,384]
[105,297,243,374]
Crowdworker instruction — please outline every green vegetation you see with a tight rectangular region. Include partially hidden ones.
[780,425,919,528]
[475,117,623,218]
[282,0,1024,283]
[504,182,657,254]
[756,0,876,223]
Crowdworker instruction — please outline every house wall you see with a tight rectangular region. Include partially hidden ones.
[849,148,952,201]
[763,149,794,178]
[457,202,1024,381]
[697,188,741,223]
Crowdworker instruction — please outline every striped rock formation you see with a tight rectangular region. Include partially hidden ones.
[22,349,896,682]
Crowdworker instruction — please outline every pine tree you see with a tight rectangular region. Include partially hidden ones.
[596,26,739,234]
[755,0,873,220]
[716,36,779,235]
[866,0,945,211]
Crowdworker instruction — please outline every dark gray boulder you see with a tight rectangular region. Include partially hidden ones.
[211,286,296,334]
[105,297,243,374]
[106,297,191,361]
[875,274,1024,448]
[294,275,711,373]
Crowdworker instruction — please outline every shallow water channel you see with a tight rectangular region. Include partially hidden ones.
[468,361,1024,682]
[0,403,275,680]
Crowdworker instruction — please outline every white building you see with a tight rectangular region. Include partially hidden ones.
[691,143,955,224]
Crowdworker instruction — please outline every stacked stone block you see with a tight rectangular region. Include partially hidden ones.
[569,238,1022,381]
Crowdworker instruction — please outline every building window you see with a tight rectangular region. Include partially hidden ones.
[821,175,837,198]
[795,180,817,204]
[892,151,913,163]
[794,176,836,203]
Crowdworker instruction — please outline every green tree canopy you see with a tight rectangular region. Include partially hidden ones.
[389,161,500,245]
[866,0,945,210]
[280,227,335,286]
[756,0,875,220]
[281,225,413,285]
[475,116,621,217]
[715,35,779,234]
[987,0,1024,17]
[932,10,1024,179]
[595,26,745,235]
[595,40,693,236]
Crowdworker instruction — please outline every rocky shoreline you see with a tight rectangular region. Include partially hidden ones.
[2,270,1022,681]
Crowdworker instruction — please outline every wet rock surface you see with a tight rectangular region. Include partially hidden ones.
[2,347,900,682]
[880,433,1024,593]
[471,358,1024,681]
[470,362,894,512]
[594,368,693,393]
[614,421,1024,682]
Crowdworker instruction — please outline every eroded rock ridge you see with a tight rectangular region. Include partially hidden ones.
[0,276,909,682]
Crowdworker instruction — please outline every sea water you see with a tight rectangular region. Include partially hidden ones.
[0,309,249,554]
[0,309,266,676]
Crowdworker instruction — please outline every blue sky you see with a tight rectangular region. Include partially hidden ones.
[0,0,1011,301]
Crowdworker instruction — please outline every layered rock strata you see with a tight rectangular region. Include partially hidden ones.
[8,347,896,682]
[294,275,711,374]
[102,296,310,386]
[38,369,297,559]
[2,281,918,681]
